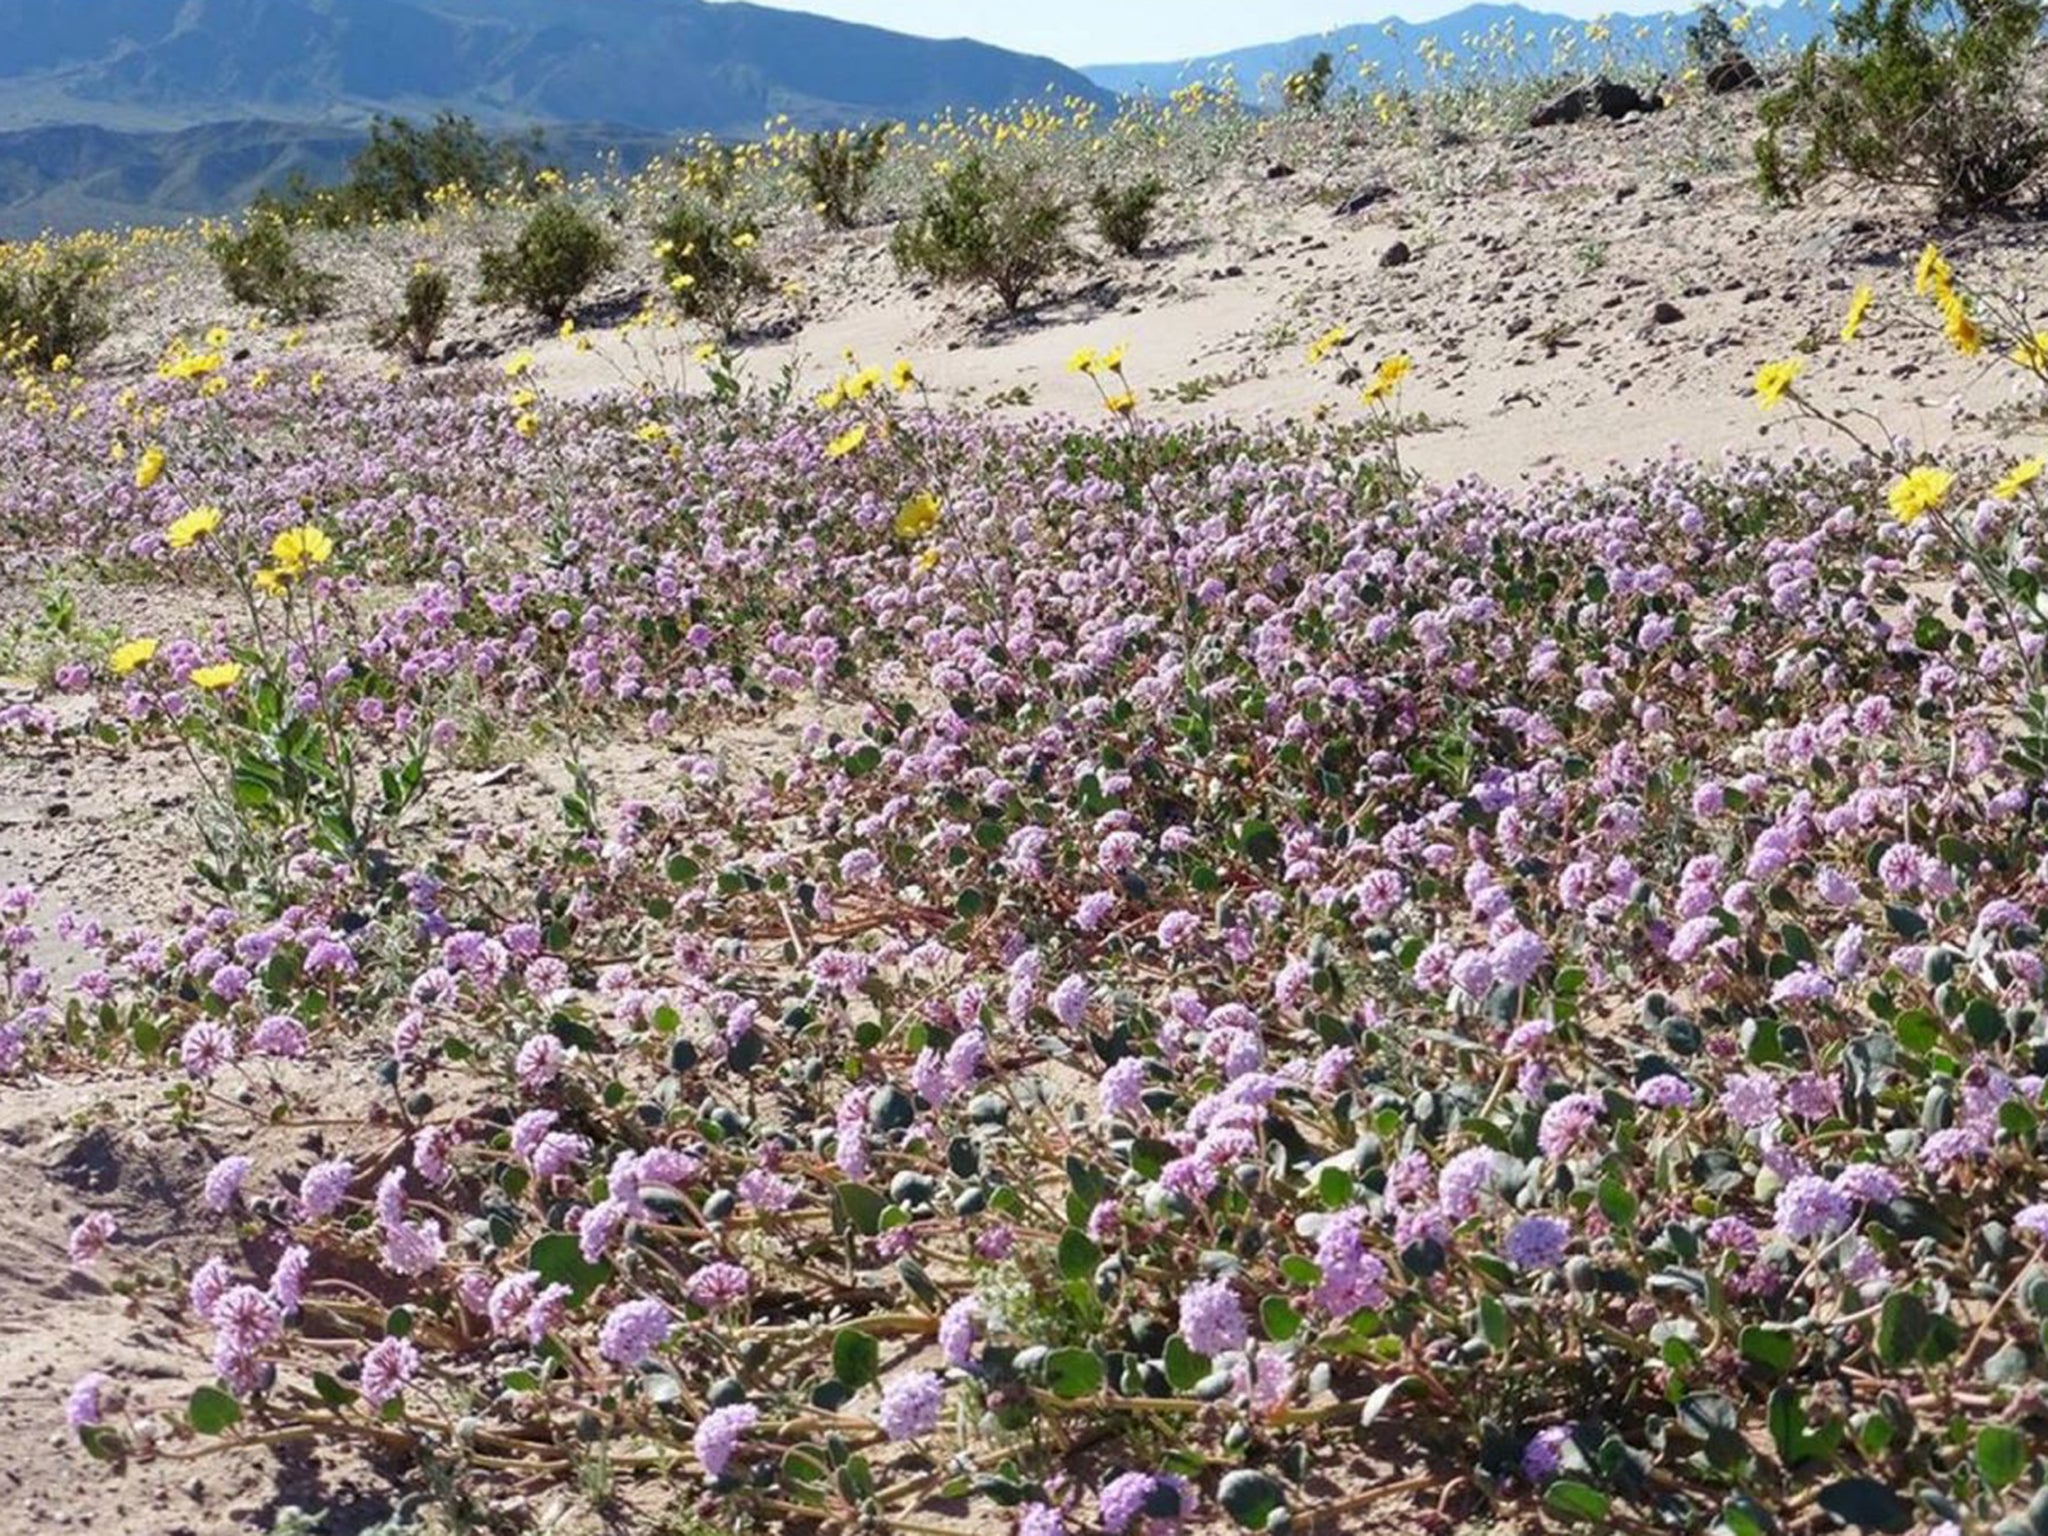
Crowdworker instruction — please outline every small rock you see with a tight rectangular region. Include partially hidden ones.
[1265,162,1296,180]
[1528,74,1663,128]
[1651,301,1684,324]
[1506,316,1533,339]
[1667,178,1693,197]
[1333,183,1394,216]
[1614,182,1638,203]
[1380,240,1413,269]
[1704,51,1763,92]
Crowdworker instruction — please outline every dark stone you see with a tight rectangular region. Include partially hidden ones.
[1506,316,1533,338]
[1529,74,1664,128]
[1667,178,1693,197]
[1265,161,1296,180]
[1704,51,1763,92]
[1380,240,1413,268]
[1651,301,1684,324]
[1333,183,1394,216]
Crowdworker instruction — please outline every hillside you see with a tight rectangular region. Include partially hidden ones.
[0,0,1109,235]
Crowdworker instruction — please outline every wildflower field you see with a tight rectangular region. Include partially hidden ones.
[7,19,2048,1536]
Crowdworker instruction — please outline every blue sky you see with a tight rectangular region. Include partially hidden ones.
[722,0,1669,64]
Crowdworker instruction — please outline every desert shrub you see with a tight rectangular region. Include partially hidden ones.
[208,217,339,320]
[0,242,114,368]
[1284,50,1336,110]
[477,200,617,324]
[1090,176,1166,257]
[891,154,1073,315]
[652,201,772,337]
[1756,0,2048,212]
[678,141,745,205]
[371,262,452,364]
[794,123,891,228]
[261,113,540,227]
[1686,3,1739,64]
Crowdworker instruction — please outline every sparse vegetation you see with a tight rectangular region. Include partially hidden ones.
[652,201,772,337]
[477,200,617,323]
[1756,0,2048,211]
[207,216,339,320]
[1283,50,1337,110]
[794,123,892,228]
[891,153,1072,314]
[1089,175,1166,257]
[0,242,114,368]
[261,113,541,227]
[371,261,453,364]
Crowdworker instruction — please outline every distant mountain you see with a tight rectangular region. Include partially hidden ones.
[1084,1,1830,99]
[0,0,1110,235]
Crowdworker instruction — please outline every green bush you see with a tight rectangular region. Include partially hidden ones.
[1284,51,1336,110]
[891,154,1073,315]
[1756,0,2047,212]
[0,243,114,368]
[795,124,891,228]
[260,113,540,228]
[208,217,339,321]
[1090,176,1166,258]
[372,262,452,364]
[653,201,772,338]
[478,201,617,324]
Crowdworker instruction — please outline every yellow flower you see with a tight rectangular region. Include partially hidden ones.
[894,492,942,539]
[135,445,166,489]
[1066,346,1099,375]
[1306,324,1350,365]
[1888,465,1953,525]
[309,370,325,395]
[1994,456,2044,500]
[515,413,540,440]
[912,546,941,576]
[732,230,758,250]
[1104,390,1138,415]
[1753,358,1803,410]
[503,351,534,378]
[157,350,223,382]
[890,359,916,392]
[2011,333,2048,377]
[559,318,577,339]
[816,380,846,410]
[1361,353,1413,404]
[846,365,883,400]
[109,637,158,676]
[190,662,244,692]
[270,524,333,574]
[1840,284,1873,343]
[166,503,222,549]
[204,326,231,348]
[693,342,719,363]
[826,424,868,459]
[253,567,288,597]
[1940,293,1982,356]
[634,421,670,443]
[1914,243,1951,299]
[510,387,538,410]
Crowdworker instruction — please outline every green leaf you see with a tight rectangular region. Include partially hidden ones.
[1478,1294,1509,1350]
[187,1385,241,1436]
[311,1371,357,1409]
[1598,1174,1639,1229]
[832,1328,880,1391]
[529,1232,612,1304]
[1218,1469,1288,1530]
[1767,1386,1806,1465]
[830,1182,886,1237]
[1876,1292,1928,1368]
[1057,1226,1101,1281]
[1544,1480,1610,1522]
[1042,1347,1104,1400]
[1815,1478,1912,1533]
[1261,1295,1301,1343]
[1977,1424,2027,1490]
[1163,1333,1201,1392]
[1741,1325,1795,1376]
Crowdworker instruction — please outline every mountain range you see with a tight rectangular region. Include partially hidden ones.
[1083,1,1830,97]
[0,0,1108,236]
